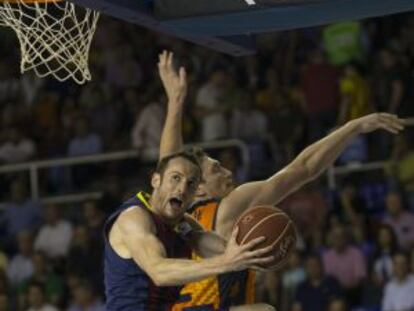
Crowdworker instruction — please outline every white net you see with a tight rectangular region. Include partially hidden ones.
[0,0,99,84]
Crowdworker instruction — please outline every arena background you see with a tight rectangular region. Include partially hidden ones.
[0,9,414,311]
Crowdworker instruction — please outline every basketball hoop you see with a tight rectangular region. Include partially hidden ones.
[0,0,99,84]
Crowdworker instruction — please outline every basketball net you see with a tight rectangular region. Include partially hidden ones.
[0,0,99,84]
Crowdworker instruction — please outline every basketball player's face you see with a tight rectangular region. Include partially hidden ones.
[195,156,234,200]
[152,158,201,221]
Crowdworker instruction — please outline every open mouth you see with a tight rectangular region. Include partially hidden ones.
[169,197,183,210]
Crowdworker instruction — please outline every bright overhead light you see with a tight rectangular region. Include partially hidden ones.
[244,0,256,5]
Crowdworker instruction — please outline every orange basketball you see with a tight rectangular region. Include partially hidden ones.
[235,206,297,270]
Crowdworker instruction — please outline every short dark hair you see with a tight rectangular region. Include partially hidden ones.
[306,253,322,264]
[155,150,202,177]
[393,251,409,262]
[28,281,45,293]
[188,146,207,164]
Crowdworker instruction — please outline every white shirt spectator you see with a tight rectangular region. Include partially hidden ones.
[131,102,164,150]
[0,138,35,163]
[374,254,394,283]
[382,274,414,311]
[20,73,44,107]
[383,211,414,250]
[231,109,267,141]
[7,254,33,287]
[34,220,73,258]
[27,304,58,311]
[68,134,102,157]
[196,82,227,141]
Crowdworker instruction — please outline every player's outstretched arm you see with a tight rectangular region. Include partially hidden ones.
[217,113,405,236]
[158,50,186,160]
[181,214,227,258]
[116,207,273,286]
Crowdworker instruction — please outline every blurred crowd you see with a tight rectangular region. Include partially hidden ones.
[0,9,414,311]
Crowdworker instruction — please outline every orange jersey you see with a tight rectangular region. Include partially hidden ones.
[172,199,255,311]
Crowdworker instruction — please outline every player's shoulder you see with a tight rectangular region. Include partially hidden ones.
[117,205,156,234]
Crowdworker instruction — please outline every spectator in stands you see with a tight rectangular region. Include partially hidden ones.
[293,254,342,311]
[255,271,279,307]
[19,72,44,107]
[120,88,144,136]
[18,252,64,308]
[0,294,8,311]
[374,48,407,115]
[372,48,407,159]
[388,135,414,210]
[195,68,230,141]
[230,91,268,142]
[0,251,7,273]
[300,49,340,141]
[64,272,83,305]
[323,224,367,306]
[280,186,328,239]
[79,85,118,147]
[338,62,373,125]
[337,185,373,257]
[26,281,58,311]
[31,92,59,134]
[256,68,284,115]
[361,267,383,311]
[34,204,72,259]
[67,116,102,157]
[0,179,41,244]
[0,127,36,164]
[372,224,399,285]
[270,86,306,164]
[82,200,105,264]
[131,98,165,152]
[326,297,349,311]
[0,293,9,311]
[0,270,9,296]
[67,281,105,311]
[67,116,103,188]
[100,175,123,215]
[104,45,142,89]
[382,191,414,250]
[382,253,414,311]
[280,251,306,311]
[66,226,102,297]
[7,231,34,288]
[0,63,20,104]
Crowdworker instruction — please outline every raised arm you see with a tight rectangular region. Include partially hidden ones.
[116,207,273,286]
[216,113,405,236]
[158,51,186,160]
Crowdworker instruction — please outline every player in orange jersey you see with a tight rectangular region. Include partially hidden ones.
[157,50,405,311]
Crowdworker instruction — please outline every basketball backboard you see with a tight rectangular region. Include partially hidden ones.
[69,0,414,56]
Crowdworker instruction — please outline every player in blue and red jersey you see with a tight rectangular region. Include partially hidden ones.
[104,150,275,311]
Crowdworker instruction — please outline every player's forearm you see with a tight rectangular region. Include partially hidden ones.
[293,120,360,180]
[159,101,184,159]
[191,231,227,258]
[151,255,229,286]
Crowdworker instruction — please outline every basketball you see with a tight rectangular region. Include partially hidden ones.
[235,206,297,270]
